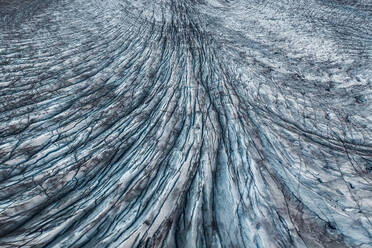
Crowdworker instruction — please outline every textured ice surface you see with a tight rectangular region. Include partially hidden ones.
[0,0,371,247]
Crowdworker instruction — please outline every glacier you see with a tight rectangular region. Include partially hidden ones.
[0,0,371,247]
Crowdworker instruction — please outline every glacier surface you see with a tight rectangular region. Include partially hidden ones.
[0,0,371,247]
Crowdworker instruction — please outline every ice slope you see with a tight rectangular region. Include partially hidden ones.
[0,0,371,247]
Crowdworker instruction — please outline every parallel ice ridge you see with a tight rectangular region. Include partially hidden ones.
[0,0,371,247]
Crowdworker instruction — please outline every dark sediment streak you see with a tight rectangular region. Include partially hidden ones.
[0,0,371,247]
